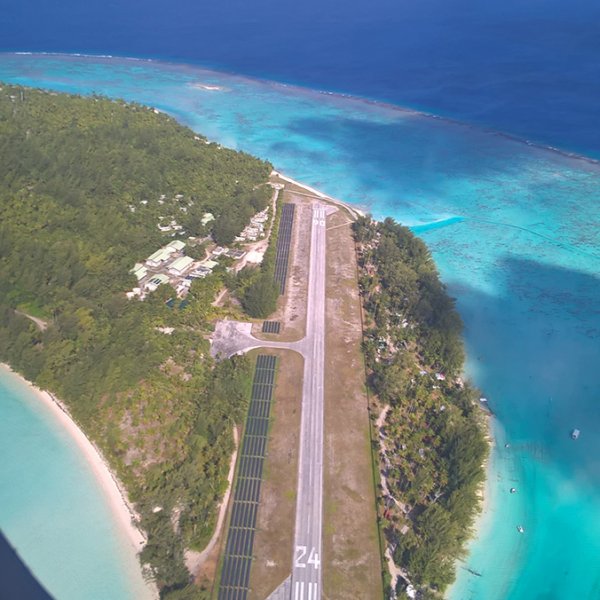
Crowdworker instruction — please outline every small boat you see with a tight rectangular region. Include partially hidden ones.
[571,429,580,440]
[510,487,517,494]
[504,443,511,448]
[517,525,525,534]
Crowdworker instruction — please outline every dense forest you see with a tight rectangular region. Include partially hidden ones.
[0,84,273,598]
[225,197,283,317]
[353,217,488,599]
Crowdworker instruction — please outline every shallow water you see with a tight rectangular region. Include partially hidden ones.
[0,54,598,599]
[0,368,153,600]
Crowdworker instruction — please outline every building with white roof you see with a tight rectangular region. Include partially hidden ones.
[202,259,218,271]
[201,212,215,226]
[145,273,170,292]
[146,246,176,267]
[168,255,194,275]
[167,239,186,251]
[131,263,148,281]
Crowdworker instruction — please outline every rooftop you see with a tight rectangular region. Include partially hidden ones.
[167,239,186,251]
[202,259,218,270]
[169,255,194,272]
[131,265,148,281]
[147,247,175,263]
[150,273,170,285]
[201,212,215,226]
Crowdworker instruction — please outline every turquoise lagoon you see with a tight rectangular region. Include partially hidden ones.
[0,367,154,599]
[0,54,599,599]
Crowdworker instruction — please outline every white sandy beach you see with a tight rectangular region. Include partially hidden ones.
[273,170,366,218]
[448,413,496,595]
[0,363,147,554]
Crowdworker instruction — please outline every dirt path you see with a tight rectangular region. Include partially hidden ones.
[187,426,239,577]
[233,184,280,273]
[211,287,229,307]
[15,310,48,331]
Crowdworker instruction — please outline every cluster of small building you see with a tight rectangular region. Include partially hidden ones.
[125,198,273,301]
[128,240,207,300]
[127,237,247,301]
[234,208,269,242]
[128,193,216,239]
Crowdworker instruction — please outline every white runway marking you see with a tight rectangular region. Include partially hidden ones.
[290,204,326,600]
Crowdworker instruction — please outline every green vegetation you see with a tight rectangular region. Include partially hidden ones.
[354,216,488,598]
[241,274,280,317]
[226,193,284,318]
[0,84,273,598]
[212,186,271,245]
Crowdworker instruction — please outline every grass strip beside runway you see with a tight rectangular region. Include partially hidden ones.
[217,355,277,600]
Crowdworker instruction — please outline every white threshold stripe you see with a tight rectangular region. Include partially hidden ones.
[295,580,306,600]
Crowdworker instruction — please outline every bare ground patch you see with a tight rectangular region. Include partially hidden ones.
[323,210,383,599]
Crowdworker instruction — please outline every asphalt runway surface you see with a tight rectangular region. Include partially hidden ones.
[289,204,327,600]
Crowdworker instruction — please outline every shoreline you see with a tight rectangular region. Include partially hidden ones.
[449,414,499,595]
[4,51,600,167]
[0,363,148,555]
[469,412,495,542]
[280,171,495,592]
[2,76,490,594]
[272,170,366,219]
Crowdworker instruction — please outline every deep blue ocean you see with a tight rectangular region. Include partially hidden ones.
[1,2,599,600]
[1,0,600,158]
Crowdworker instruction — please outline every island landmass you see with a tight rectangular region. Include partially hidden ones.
[354,216,488,599]
[0,84,488,600]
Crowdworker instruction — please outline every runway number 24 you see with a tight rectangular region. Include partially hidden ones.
[295,545,320,570]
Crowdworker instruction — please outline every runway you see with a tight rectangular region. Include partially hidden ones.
[289,204,327,600]
[211,202,329,600]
